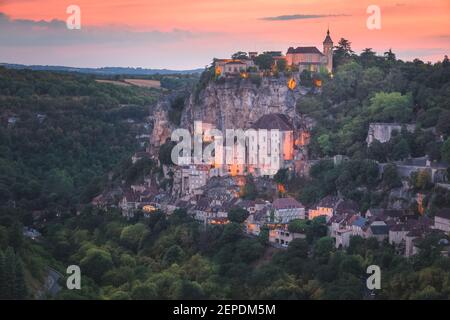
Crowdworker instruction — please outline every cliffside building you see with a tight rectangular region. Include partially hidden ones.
[214,29,334,76]
[248,113,295,177]
[286,29,334,73]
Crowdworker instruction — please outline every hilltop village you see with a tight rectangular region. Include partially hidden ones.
[87,30,450,260]
[1,28,450,300]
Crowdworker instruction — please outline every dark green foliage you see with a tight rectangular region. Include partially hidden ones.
[0,247,27,299]
[0,68,158,210]
[254,54,274,71]
[301,50,450,160]
[227,208,249,224]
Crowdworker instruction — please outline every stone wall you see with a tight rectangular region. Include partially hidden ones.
[367,123,416,145]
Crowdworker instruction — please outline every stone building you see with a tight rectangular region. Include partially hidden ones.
[270,197,306,223]
[286,29,333,73]
[366,123,415,145]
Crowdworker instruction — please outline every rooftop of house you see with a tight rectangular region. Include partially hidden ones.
[370,224,389,235]
[335,199,359,215]
[273,197,304,210]
[367,208,415,220]
[317,195,341,209]
[328,212,359,227]
[237,199,256,209]
[287,46,324,55]
[252,113,293,131]
[352,216,368,228]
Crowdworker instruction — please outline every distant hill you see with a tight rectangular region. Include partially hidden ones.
[0,63,204,76]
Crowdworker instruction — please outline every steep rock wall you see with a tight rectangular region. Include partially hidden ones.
[181,76,301,132]
[151,75,306,148]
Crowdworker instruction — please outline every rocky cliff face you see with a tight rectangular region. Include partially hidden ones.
[151,75,306,148]
[149,97,174,151]
[181,76,302,132]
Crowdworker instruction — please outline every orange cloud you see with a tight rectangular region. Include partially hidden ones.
[0,0,448,68]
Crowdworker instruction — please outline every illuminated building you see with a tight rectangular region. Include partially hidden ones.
[286,29,333,73]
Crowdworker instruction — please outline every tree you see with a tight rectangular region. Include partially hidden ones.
[288,219,308,234]
[369,92,413,123]
[120,223,148,251]
[274,168,289,185]
[437,111,450,136]
[333,38,355,67]
[175,280,205,300]
[162,245,185,267]
[411,170,433,191]
[8,221,23,250]
[0,250,5,299]
[314,237,334,260]
[317,134,334,156]
[0,247,29,299]
[441,138,450,163]
[158,140,176,166]
[368,140,387,162]
[131,283,157,300]
[231,51,248,60]
[242,175,257,200]
[0,226,9,250]
[254,54,274,71]
[228,208,250,224]
[392,138,411,160]
[80,248,114,282]
[382,163,402,189]
[276,59,287,72]
[359,48,377,67]
[14,256,27,299]
[384,49,396,62]
[286,238,308,259]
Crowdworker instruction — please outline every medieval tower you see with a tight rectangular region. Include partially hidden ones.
[323,29,334,73]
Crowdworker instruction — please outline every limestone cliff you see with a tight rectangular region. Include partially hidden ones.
[151,74,309,148]
[149,97,174,151]
[181,76,303,132]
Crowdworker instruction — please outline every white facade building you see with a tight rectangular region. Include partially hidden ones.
[271,198,305,223]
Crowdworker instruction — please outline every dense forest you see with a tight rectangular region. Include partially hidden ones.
[0,68,160,297]
[1,42,450,299]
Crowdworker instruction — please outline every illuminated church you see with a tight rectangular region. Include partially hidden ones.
[285,29,334,73]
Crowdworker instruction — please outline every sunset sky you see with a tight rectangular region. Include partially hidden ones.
[0,0,449,69]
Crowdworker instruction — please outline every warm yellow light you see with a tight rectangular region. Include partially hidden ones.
[288,78,297,90]
[143,205,157,213]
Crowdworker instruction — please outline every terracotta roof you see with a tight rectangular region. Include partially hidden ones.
[252,113,293,131]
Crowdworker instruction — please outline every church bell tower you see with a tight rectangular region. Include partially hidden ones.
[323,28,334,73]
